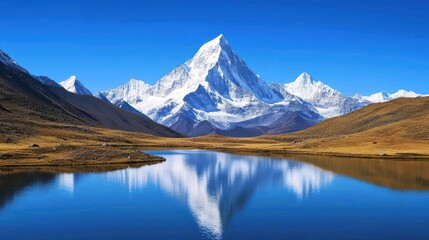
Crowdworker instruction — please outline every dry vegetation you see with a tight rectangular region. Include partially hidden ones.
[1,97,429,166]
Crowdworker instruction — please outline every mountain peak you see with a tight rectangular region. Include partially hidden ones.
[66,75,77,83]
[283,73,350,118]
[295,72,314,85]
[59,75,92,95]
[203,34,228,47]
[127,78,149,86]
[355,89,424,104]
[193,34,231,60]
[391,89,418,97]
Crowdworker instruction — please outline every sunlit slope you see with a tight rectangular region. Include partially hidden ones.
[284,96,429,139]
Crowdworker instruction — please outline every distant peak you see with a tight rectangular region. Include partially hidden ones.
[126,78,151,87]
[214,33,226,42]
[393,89,416,95]
[128,78,145,84]
[295,72,313,84]
[65,75,78,83]
[59,75,92,95]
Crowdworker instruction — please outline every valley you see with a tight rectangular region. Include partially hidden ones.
[0,35,428,166]
[1,95,429,167]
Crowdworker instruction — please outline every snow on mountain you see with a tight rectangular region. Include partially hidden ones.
[56,77,152,118]
[99,35,427,136]
[283,73,338,102]
[59,76,93,96]
[281,73,368,118]
[100,34,321,136]
[390,90,421,99]
[101,78,151,104]
[353,90,424,103]
[111,99,151,119]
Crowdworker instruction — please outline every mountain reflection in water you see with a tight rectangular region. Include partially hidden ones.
[106,150,334,238]
[1,151,429,239]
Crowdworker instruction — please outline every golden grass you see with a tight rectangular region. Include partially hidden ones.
[1,97,429,166]
[0,121,427,167]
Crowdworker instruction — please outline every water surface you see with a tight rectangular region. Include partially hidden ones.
[1,150,429,239]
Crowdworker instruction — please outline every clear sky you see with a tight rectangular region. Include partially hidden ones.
[1,0,428,96]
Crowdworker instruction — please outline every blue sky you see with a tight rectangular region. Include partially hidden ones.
[0,0,428,96]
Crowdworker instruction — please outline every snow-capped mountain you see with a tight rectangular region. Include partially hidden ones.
[280,72,369,118]
[59,76,93,95]
[98,35,427,136]
[353,90,425,103]
[100,34,322,136]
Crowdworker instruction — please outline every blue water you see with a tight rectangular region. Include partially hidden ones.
[0,150,428,239]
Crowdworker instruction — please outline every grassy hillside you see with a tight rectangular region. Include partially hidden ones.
[287,96,429,139]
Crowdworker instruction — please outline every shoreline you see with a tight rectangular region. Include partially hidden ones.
[0,144,166,167]
[138,145,429,161]
[1,123,429,166]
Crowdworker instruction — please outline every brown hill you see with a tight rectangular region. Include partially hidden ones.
[288,96,429,140]
[260,96,429,156]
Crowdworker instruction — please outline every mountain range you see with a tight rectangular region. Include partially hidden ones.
[4,34,426,137]
[95,35,424,136]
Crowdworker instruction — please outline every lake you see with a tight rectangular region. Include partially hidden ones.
[1,150,429,239]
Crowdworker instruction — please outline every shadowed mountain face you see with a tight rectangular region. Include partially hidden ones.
[0,50,182,138]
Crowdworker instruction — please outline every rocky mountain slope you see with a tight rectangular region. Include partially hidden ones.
[0,49,182,139]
